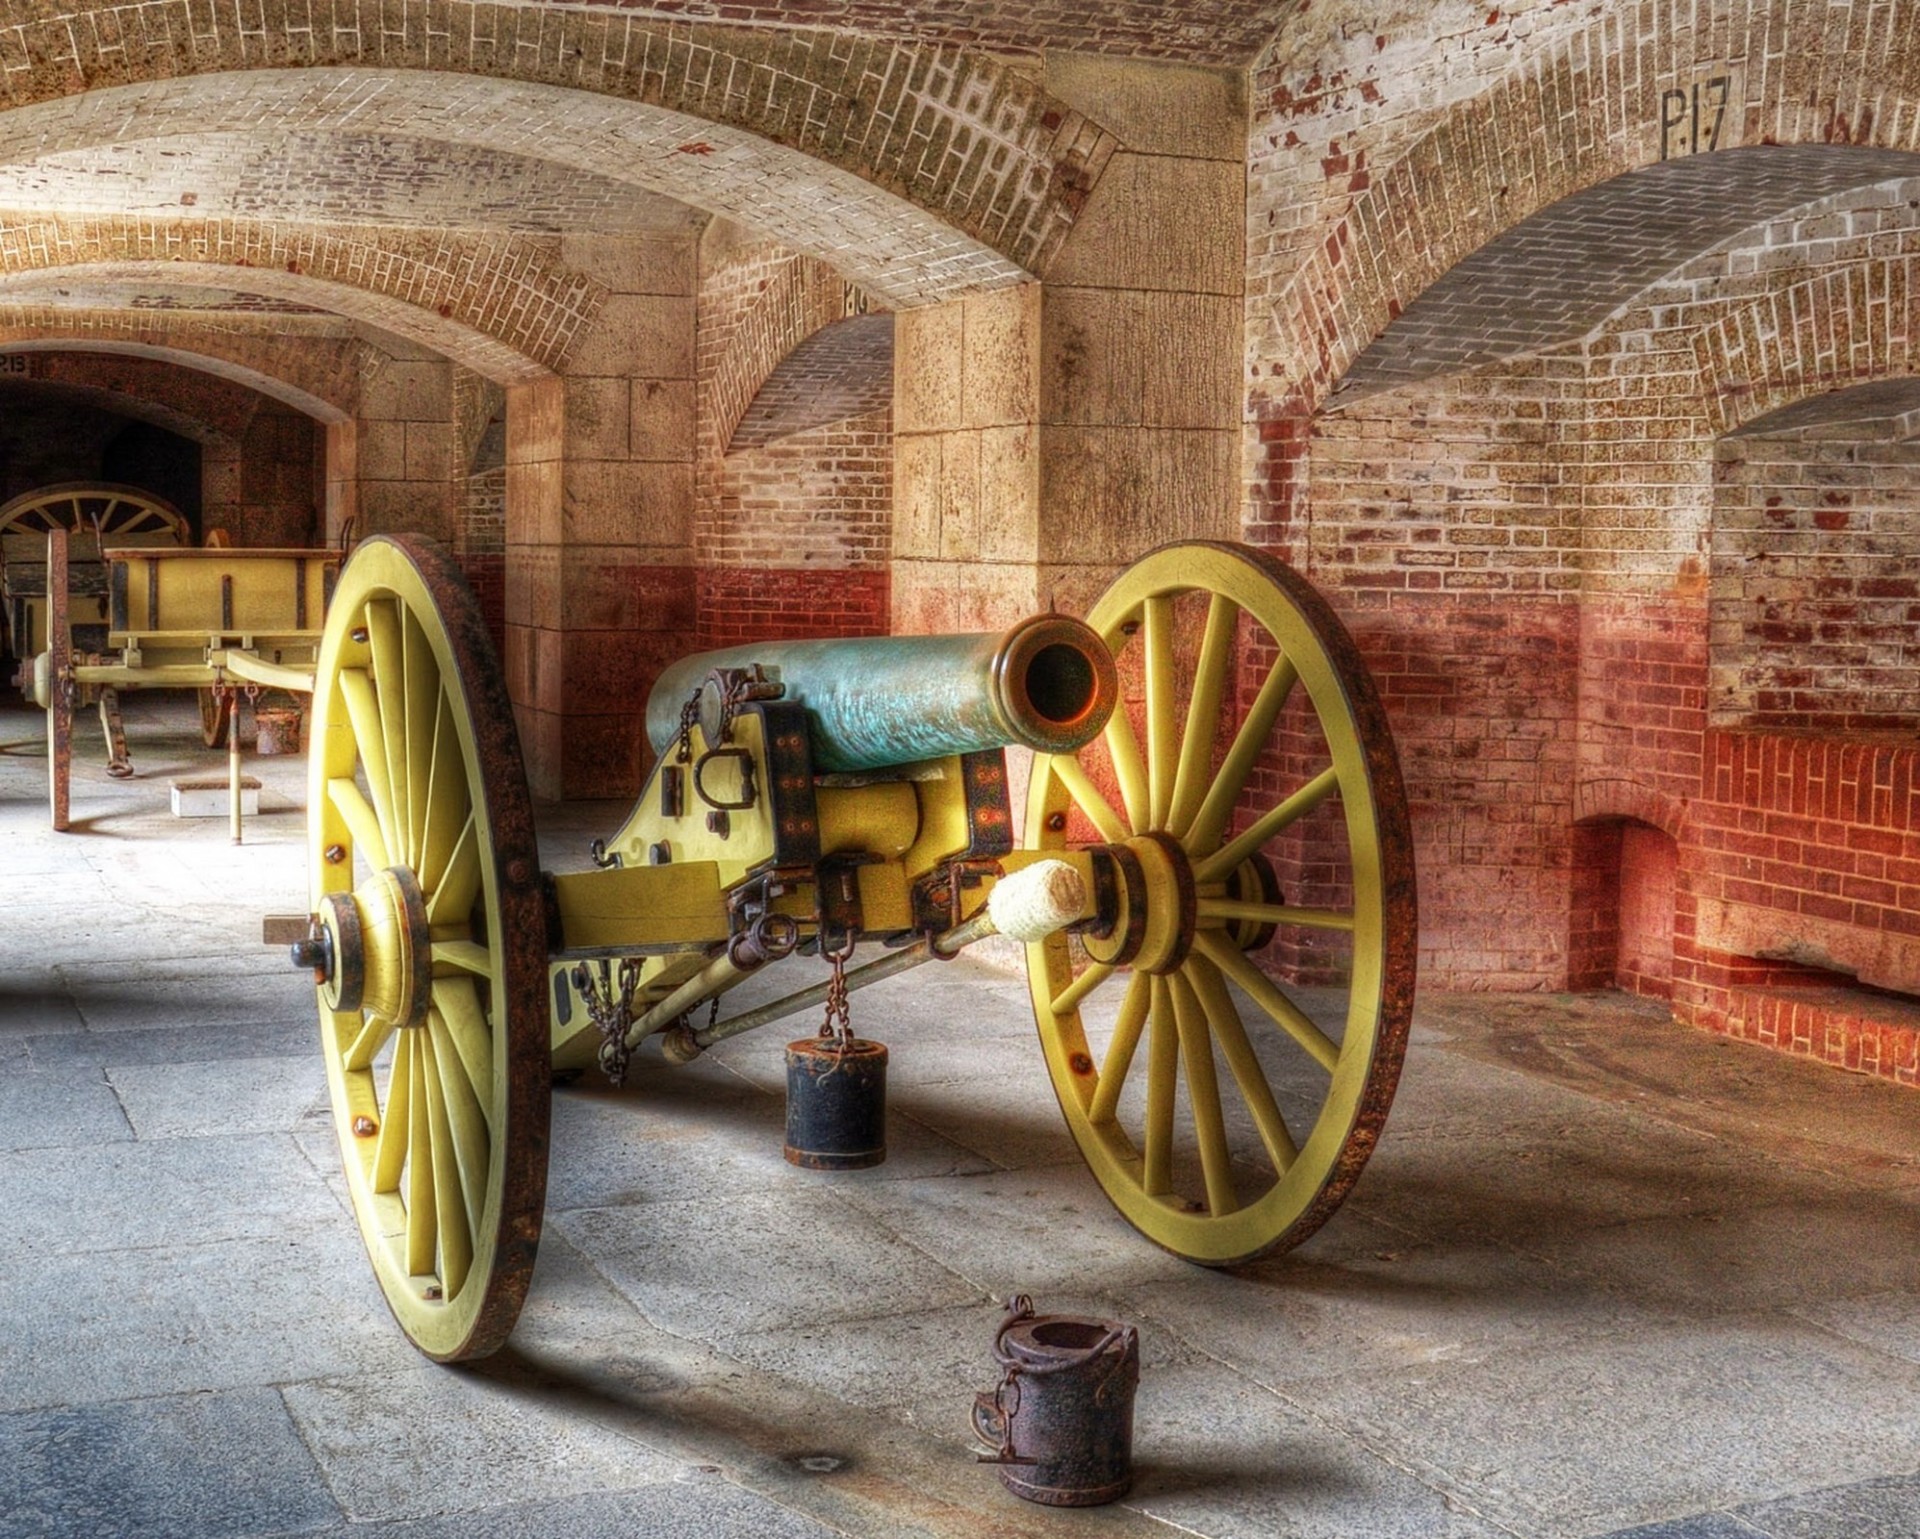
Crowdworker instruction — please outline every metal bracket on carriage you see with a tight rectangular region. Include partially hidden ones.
[909,855,1005,940]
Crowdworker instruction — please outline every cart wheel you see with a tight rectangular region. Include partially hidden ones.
[308,534,549,1360]
[1023,541,1416,1266]
[0,481,191,542]
[198,688,258,750]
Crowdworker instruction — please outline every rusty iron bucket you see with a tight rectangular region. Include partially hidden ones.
[784,1036,887,1169]
[971,1294,1139,1506]
[254,705,302,755]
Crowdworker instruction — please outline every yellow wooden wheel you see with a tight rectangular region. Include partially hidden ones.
[1024,541,1416,1265]
[307,535,549,1360]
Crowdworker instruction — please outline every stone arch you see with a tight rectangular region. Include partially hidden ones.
[0,215,592,381]
[0,331,357,423]
[0,12,1119,302]
[0,363,245,450]
[730,312,894,453]
[1570,780,1687,1000]
[705,252,868,458]
[1573,778,1686,843]
[1696,264,1920,436]
[1280,0,1920,410]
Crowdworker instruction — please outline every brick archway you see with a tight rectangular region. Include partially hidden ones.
[0,216,592,382]
[0,333,358,424]
[0,21,1118,304]
[1274,0,1920,412]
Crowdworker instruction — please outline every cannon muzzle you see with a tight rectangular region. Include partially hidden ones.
[644,614,1119,774]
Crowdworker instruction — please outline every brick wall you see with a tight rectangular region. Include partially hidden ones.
[695,227,892,648]
[1712,436,1920,731]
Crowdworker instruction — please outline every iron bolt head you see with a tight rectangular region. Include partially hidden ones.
[1046,811,1068,832]
[351,1115,377,1137]
[349,626,369,644]
[324,843,346,864]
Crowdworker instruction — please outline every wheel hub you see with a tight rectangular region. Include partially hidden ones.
[310,867,433,1027]
[1082,833,1195,975]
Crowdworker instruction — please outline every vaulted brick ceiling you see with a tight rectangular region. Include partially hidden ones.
[1332,146,1920,404]
[1731,377,1920,441]
[584,0,1306,62]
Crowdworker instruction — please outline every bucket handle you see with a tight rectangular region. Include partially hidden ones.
[972,1296,1138,1465]
[991,1294,1138,1402]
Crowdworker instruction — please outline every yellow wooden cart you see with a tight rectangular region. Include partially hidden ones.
[25,529,338,831]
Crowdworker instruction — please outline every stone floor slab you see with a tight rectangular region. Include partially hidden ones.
[0,1229,408,1413]
[107,1051,327,1138]
[0,1063,131,1150]
[0,1131,340,1253]
[0,1388,342,1538]
[551,1189,983,1336]
[281,1363,690,1523]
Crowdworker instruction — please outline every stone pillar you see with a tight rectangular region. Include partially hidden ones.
[551,233,698,799]
[503,376,565,801]
[891,61,1244,633]
[891,283,1043,632]
[503,233,698,801]
[354,346,456,544]
[1034,58,1246,612]
[323,420,357,547]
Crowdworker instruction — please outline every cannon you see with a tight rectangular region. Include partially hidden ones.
[293,535,1417,1361]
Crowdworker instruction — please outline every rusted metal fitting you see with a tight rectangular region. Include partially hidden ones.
[971,1295,1139,1507]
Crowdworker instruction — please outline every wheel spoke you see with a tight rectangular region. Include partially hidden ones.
[433,978,494,1132]
[366,600,412,868]
[1143,975,1178,1197]
[1194,766,1343,886]
[1088,971,1151,1125]
[373,1030,413,1193]
[1184,653,1299,856]
[1167,593,1239,840]
[402,610,439,869]
[418,692,464,893]
[1105,700,1149,834]
[406,1034,436,1276]
[344,1013,396,1073]
[339,667,399,859]
[1196,897,1355,933]
[327,776,391,872]
[1049,755,1129,845]
[431,940,493,975]
[1192,931,1340,1073]
[429,1012,491,1227]
[1186,954,1298,1176]
[1170,968,1238,1218]
[426,816,480,926]
[419,1029,472,1298]
[1049,959,1114,1019]
[1143,593,1177,829]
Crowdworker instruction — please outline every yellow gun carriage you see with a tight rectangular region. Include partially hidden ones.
[291,534,1418,1361]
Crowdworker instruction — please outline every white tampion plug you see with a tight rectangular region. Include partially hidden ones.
[981,859,1087,943]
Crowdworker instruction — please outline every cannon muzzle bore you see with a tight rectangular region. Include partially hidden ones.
[644,614,1119,774]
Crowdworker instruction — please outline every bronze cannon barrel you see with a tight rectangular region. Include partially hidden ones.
[643,614,1120,773]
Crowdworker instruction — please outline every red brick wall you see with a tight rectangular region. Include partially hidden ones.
[695,230,892,650]
[1712,437,1920,731]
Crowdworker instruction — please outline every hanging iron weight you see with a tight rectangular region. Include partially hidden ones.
[784,929,886,1169]
[971,1295,1140,1507]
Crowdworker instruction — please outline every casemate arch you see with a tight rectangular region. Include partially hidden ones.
[0,20,1118,303]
